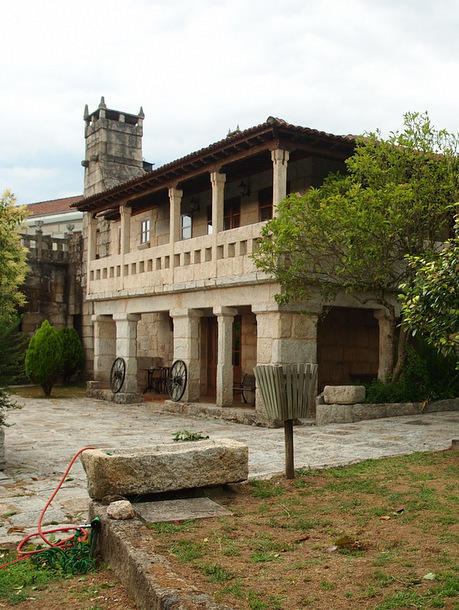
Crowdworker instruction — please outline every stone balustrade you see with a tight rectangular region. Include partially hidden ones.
[87,221,266,298]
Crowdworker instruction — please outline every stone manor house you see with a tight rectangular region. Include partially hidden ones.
[73,99,396,421]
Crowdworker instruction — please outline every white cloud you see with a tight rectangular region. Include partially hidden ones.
[0,0,457,202]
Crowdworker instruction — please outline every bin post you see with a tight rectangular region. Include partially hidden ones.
[284,419,294,479]
[254,363,318,480]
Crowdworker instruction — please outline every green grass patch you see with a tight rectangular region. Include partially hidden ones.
[250,480,285,499]
[170,540,206,562]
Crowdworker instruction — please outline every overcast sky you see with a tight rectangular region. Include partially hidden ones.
[1,0,458,205]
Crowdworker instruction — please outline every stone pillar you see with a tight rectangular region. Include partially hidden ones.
[374,309,394,382]
[169,187,183,244]
[210,171,226,234]
[92,315,116,383]
[170,309,202,402]
[253,304,320,416]
[113,313,140,394]
[271,149,290,210]
[214,306,237,407]
[120,205,131,254]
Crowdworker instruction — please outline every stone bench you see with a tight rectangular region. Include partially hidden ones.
[80,439,248,500]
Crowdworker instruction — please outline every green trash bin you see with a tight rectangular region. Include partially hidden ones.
[254,363,318,478]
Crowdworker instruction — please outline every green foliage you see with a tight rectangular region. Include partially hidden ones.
[0,314,28,386]
[25,320,63,396]
[172,429,209,441]
[58,327,83,383]
[253,112,458,379]
[0,190,28,321]
[0,553,53,606]
[400,217,458,363]
[366,341,459,403]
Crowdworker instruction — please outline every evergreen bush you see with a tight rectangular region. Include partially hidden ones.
[25,321,63,396]
[365,340,459,404]
[59,327,83,384]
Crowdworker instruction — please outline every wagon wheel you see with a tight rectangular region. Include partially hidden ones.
[110,357,126,393]
[241,373,256,406]
[167,360,187,402]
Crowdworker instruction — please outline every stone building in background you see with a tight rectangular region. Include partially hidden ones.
[74,105,398,421]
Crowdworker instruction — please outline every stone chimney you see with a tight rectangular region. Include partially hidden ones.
[82,97,146,197]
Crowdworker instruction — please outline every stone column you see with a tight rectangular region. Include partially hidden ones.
[271,149,290,210]
[170,309,202,402]
[253,304,320,417]
[374,309,394,382]
[210,171,226,234]
[92,314,116,383]
[169,187,183,271]
[113,313,140,394]
[169,187,182,244]
[214,306,237,407]
[120,204,131,254]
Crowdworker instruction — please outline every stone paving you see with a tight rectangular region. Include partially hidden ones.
[0,394,457,546]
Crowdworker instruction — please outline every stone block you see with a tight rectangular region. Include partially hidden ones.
[323,385,366,405]
[316,404,353,426]
[81,439,248,500]
[107,500,135,520]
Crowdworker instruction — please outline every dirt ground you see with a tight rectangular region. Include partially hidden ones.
[148,449,458,609]
[1,450,457,609]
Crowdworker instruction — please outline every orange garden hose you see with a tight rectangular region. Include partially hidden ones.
[0,446,96,570]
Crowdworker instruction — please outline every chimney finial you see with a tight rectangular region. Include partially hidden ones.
[99,96,107,109]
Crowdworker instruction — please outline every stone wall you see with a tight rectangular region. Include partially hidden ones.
[20,230,83,336]
[317,307,379,391]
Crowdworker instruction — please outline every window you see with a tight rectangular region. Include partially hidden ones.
[258,186,273,221]
[180,214,192,240]
[141,218,151,244]
[258,183,290,221]
[224,197,241,230]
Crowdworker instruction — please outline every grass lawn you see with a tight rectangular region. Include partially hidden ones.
[9,384,87,399]
[149,449,458,609]
[0,550,136,608]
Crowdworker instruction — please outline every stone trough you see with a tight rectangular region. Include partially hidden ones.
[80,439,248,500]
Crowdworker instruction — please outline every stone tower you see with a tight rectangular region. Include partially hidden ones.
[82,97,147,197]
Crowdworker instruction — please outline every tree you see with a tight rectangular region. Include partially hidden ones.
[0,190,28,321]
[0,314,28,386]
[0,315,26,426]
[400,215,458,364]
[253,112,458,380]
[25,320,63,396]
[59,327,83,383]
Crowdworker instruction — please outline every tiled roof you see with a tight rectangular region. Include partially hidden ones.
[75,117,356,212]
[26,195,84,217]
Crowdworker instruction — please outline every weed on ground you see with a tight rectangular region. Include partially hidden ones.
[149,449,459,609]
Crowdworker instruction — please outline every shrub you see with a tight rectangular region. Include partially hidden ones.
[366,340,459,403]
[25,321,63,396]
[59,327,83,383]
[0,314,28,386]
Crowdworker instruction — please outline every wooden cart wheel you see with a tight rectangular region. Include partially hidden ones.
[241,373,256,405]
[110,357,126,393]
[166,360,187,402]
